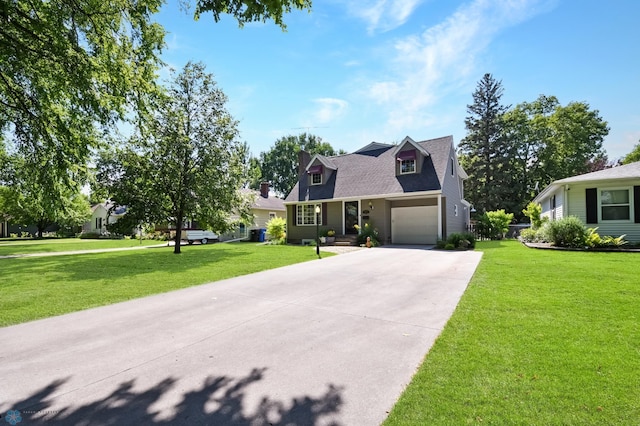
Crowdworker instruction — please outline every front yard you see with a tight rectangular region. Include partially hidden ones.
[385,240,640,424]
[0,238,161,256]
[0,242,330,327]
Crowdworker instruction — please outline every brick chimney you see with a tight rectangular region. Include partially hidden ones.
[298,149,311,177]
[260,182,270,198]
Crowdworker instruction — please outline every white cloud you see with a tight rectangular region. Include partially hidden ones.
[310,98,349,124]
[345,0,425,33]
[363,0,553,133]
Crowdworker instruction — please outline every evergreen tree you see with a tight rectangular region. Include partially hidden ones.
[458,73,510,214]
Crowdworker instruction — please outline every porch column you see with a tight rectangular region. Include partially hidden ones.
[437,194,443,240]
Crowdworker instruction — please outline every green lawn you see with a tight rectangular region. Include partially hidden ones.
[0,242,331,327]
[0,238,161,256]
[385,240,640,425]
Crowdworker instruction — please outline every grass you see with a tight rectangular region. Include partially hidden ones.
[0,238,161,255]
[385,240,640,425]
[0,242,332,327]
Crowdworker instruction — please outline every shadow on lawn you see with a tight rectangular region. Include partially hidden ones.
[0,244,257,283]
[2,368,344,425]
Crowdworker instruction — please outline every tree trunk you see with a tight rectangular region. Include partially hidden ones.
[173,214,182,254]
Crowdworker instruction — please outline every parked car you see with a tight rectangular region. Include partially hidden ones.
[181,230,219,245]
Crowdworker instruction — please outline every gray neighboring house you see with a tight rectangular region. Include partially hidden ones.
[533,161,640,242]
[284,135,470,245]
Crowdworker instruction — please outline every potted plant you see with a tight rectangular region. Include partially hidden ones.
[326,229,335,244]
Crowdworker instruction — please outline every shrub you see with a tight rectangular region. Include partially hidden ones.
[357,223,381,246]
[444,243,455,250]
[266,217,286,240]
[522,202,546,230]
[585,228,628,248]
[446,232,476,249]
[436,240,446,249]
[519,227,538,243]
[547,216,587,248]
[476,210,515,240]
[79,232,101,239]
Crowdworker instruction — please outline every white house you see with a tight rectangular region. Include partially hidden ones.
[533,161,640,242]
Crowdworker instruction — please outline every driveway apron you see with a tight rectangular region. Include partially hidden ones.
[0,247,482,425]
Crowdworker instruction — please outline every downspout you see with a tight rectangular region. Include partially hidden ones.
[437,194,443,240]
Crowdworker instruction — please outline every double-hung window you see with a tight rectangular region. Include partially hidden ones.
[600,189,630,221]
[296,204,321,226]
[311,173,322,185]
[400,159,415,174]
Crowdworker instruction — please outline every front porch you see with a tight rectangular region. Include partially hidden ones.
[286,195,455,245]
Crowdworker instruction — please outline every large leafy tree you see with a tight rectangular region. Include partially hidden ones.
[457,73,510,214]
[260,133,345,196]
[501,95,608,219]
[1,0,311,228]
[0,156,91,237]
[622,140,640,164]
[96,62,250,254]
[0,0,311,173]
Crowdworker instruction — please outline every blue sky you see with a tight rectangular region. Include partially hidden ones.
[155,0,640,160]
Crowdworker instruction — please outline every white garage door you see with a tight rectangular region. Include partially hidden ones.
[391,206,438,244]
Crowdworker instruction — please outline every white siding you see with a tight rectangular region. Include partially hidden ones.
[566,181,640,243]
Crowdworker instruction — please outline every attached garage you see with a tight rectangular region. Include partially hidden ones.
[391,205,438,244]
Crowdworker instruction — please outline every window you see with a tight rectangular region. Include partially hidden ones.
[296,204,322,226]
[311,173,322,185]
[451,158,455,176]
[400,159,415,174]
[454,204,458,216]
[269,212,277,219]
[601,189,630,221]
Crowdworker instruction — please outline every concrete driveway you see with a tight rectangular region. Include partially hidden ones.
[0,246,482,425]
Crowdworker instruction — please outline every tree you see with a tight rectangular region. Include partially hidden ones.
[502,95,608,217]
[1,0,311,194]
[458,73,510,213]
[622,141,640,164]
[96,62,251,254]
[260,133,346,196]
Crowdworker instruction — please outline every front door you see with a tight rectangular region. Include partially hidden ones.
[345,201,359,235]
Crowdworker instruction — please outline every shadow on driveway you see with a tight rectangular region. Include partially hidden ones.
[2,369,343,425]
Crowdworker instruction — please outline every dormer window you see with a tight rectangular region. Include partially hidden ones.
[397,150,417,174]
[400,159,415,174]
[308,164,323,185]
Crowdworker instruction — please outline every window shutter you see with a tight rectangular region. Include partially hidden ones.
[634,186,640,223]
[291,205,297,227]
[322,203,327,225]
[585,188,598,224]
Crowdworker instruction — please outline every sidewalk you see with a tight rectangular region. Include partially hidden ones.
[0,243,168,259]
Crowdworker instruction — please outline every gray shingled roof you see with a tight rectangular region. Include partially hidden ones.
[285,136,455,202]
[242,189,286,211]
[555,161,640,183]
[533,161,640,203]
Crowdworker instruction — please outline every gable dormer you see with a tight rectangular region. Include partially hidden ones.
[305,154,337,186]
[392,136,430,176]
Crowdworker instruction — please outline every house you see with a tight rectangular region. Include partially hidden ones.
[220,183,286,241]
[283,136,470,245]
[82,202,126,234]
[533,161,640,242]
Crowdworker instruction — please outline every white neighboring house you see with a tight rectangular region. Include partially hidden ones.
[83,202,126,234]
[533,161,640,243]
[220,183,286,241]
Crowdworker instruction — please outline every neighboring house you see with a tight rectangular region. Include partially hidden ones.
[220,183,286,241]
[284,135,470,245]
[533,161,640,242]
[82,202,126,234]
